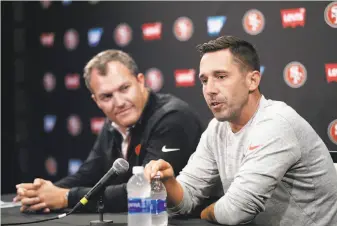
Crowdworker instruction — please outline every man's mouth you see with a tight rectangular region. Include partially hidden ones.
[209,101,225,111]
[210,102,221,106]
[116,107,132,116]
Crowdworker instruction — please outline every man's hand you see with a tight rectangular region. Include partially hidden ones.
[144,159,175,182]
[14,178,44,203]
[200,203,218,223]
[15,178,69,213]
[144,159,184,208]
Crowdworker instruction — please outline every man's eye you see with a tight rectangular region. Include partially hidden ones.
[102,94,112,100]
[217,75,226,79]
[121,85,129,91]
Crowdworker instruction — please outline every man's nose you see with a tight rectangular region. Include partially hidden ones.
[205,78,218,96]
[113,93,125,107]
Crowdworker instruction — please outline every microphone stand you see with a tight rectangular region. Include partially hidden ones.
[89,187,114,226]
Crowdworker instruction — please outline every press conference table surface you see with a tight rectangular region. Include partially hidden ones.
[1,194,261,226]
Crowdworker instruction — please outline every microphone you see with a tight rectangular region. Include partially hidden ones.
[0,158,129,225]
[71,158,129,212]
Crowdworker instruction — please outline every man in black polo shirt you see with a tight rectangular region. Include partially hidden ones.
[14,50,204,213]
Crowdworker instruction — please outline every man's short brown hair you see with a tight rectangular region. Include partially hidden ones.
[83,50,139,92]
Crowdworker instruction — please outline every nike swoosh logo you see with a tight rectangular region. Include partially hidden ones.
[249,145,262,151]
[162,145,180,152]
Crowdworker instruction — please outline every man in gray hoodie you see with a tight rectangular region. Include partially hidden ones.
[144,36,337,226]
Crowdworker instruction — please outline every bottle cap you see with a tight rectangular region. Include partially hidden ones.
[154,171,161,178]
[132,166,144,174]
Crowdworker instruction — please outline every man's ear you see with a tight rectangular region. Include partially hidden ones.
[247,70,261,92]
[136,73,146,91]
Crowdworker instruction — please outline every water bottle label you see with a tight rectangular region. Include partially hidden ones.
[151,199,167,214]
[128,198,151,214]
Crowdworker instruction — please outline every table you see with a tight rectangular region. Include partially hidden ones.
[1,194,260,226]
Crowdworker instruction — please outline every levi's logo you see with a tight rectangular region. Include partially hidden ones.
[40,33,55,47]
[65,73,80,90]
[90,117,105,134]
[281,8,306,28]
[174,69,195,87]
[142,22,162,40]
[325,63,337,83]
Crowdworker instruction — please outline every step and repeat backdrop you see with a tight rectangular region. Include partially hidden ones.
[15,1,337,182]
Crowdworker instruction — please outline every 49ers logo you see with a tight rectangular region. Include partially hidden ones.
[242,9,265,35]
[328,119,337,145]
[324,2,337,28]
[283,61,307,88]
[67,115,82,136]
[43,72,56,92]
[114,23,132,47]
[173,17,194,41]
[64,29,79,51]
[145,68,164,92]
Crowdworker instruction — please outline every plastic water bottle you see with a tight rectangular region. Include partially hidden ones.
[151,172,168,226]
[127,166,152,226]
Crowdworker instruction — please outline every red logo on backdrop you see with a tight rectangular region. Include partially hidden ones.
[67,115,82,136]
[145,68,164,92]
[328,119,337,145]
[43,72,56,92]
[114,23,132,47]
[281,8,306,28]
[45,156,57,176]
[173,17,194,41]
[90,117,105,134]
[40,0,52,9]
[324,2,337,28]
[64,29,79,50]
[325,63,337,83]
[40,33,55,47]
[174,69,195,87]
[283,62,307,88]
[243,9,265,35]
[142,22,162,41]
[65,73,80,90]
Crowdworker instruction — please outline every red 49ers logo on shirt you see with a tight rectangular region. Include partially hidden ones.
[173,17,194,41]
[324,2,337,28]
[283,61,307,88]
[328,119,337,145]
[242,9,265,35]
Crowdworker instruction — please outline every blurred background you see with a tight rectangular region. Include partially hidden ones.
[2,1,337,194]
